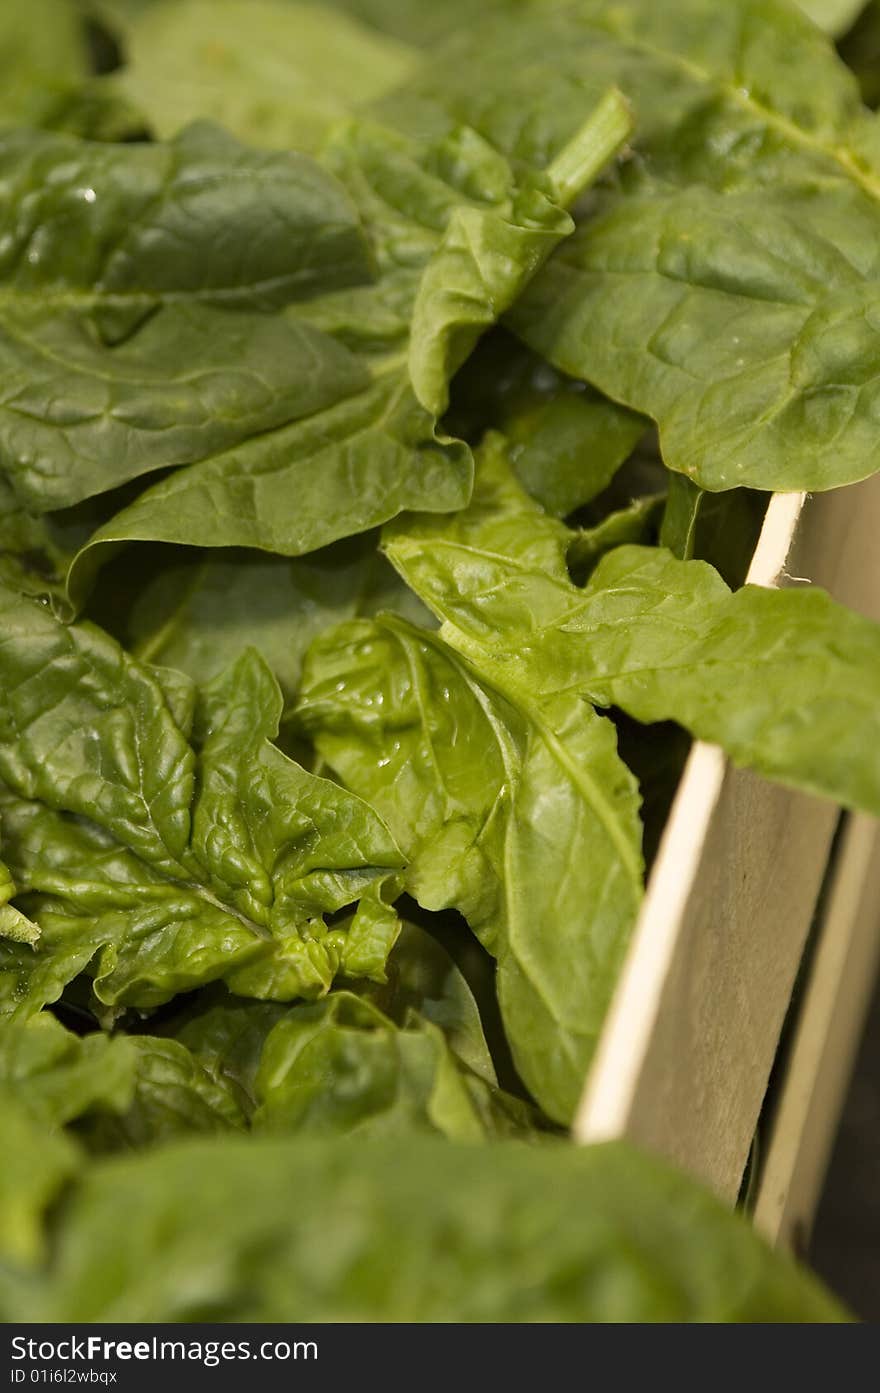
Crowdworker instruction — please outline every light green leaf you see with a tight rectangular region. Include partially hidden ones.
[251,989,531,1140]
[0,586,404,1018]
[21,1135,847,1321]
[0,0,88,129]
[0,1011,135,1268]
[117,0,416,152]
[313,0,518,46]
[0,1095,79,1268]
[0,1013,135,1127]
[659,474,706,562]
[173,920,496,1095]
[368,919,498,1085]
[503,0,880,492]
[0,856,39,946]
[80,1035,248,1151]
[384,439,880,819]
[796,0,868,37]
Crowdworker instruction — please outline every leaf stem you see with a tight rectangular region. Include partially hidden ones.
[548,88,633,209]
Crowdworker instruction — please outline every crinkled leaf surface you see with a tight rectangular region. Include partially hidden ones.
[384,440,880,817]
[77,921,529,1147]
[80,1034,249,1151]
[15,1135,846,1321]
[0,585,403,1017]
[0,856,39,946]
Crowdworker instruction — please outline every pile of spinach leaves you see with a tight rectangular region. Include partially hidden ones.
[3,0,879,1322]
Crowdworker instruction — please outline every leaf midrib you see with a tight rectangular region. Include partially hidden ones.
[579,11,880,202]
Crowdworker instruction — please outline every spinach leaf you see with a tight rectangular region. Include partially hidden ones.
[250,990,532,1140]
[313,0,519,46]
[117,537,432,706]
[79,1035,249,1150]
[0,0,89,129]
[448,331,647,517]
[115,0,416,152]
[0,123,373,513]
[0,1013,135,1128]
[0,1012,132,1266]
[384,438,880,818]
[0,860,39,947]
[0,584,404,1017]
[11,1134,846,1321]
[76,922,531,1147]
[298,486,645,1124]
[63,99,628,599]
[376,0,880,493]
[0,1098,78,1270]
[796,0,869,35]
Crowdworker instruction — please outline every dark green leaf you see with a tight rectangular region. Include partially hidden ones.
[64,102,628,595]
[119,538,432,706]
[0,586,404,1017]
[448,332,647,517]
[79,1035,248,1151]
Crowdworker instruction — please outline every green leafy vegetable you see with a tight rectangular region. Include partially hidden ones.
[0,122,373,514]
[448,332,647,517]
[299,441,645,1124]
[5,1135,846,1322]
[0,859,39,946]
[796,0,868,37]
[1,0,871,1326]
[60,98,628,601]
[369,0,880,493]
[0,0,89,129]
[116,0,416,151]
[118,537,432,705]
[383,438,880,817]
[0,584,404,1016]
